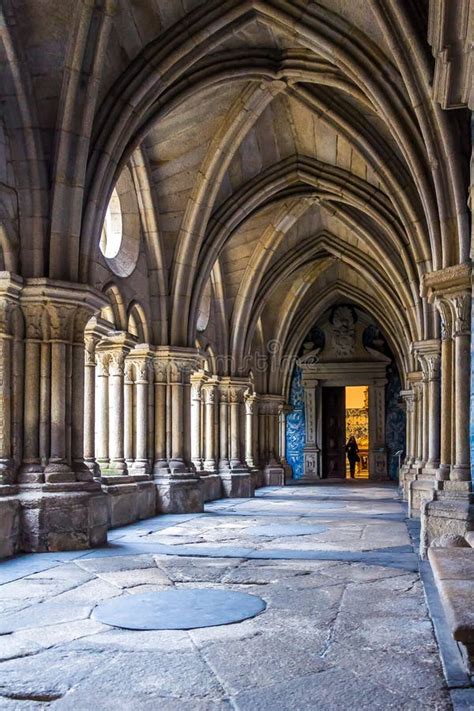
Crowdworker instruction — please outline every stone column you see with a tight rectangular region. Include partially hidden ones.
[0,279,22,487]
[203,383,217,472]
[123,360,134,467]
[413,381,424,467]
[301,372,320,481]
[83,334,99,475]
[152,348,203,513]
[399,391,414,466]
[279,404,293,482]
[218,380,253,497]
[19,304,43,483]
[152,359,168,475]
[413,340,441,474]
[244,394,257,470]
[448,292,471,481]
[435,299,453,481]
[96,335,133,475]
[132,354,151,475]
[190,373,204,471]
[18,280,108,552]
[420,265,472,553]
[218,383,230,471]
[95,351,110,471]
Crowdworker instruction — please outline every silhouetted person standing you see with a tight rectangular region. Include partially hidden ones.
[345,436,359,478]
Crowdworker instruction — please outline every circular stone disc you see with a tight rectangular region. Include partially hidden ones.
[246,524,327,537]
[92,589,266,631]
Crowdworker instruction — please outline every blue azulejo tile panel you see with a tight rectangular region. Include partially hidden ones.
[286,365,305,479]
[386,366,406,480]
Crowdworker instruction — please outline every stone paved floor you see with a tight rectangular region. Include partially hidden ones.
[0,482,452,709]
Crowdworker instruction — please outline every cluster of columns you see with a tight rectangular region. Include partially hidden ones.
[0,277,109,554]
[400,265,472,551]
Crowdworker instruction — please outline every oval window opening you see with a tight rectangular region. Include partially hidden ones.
[100,189,123,259]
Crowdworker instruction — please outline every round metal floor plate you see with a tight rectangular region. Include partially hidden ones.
[92,589,267,630]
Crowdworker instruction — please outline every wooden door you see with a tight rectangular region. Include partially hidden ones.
[322,387,346,478]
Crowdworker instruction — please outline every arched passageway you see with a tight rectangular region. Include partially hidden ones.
[0,0,473,691]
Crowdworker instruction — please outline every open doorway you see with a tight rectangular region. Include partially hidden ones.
[345,386,369,479]
[321,385,369,479]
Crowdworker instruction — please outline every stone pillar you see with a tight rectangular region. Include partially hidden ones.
[301,373,320,481]
[244,394,257,470]
[435,299,453,481]
[123,360,134,468]
[152,348,203,513]
[219,379,253,497]
[19,304,43,483]
[412,340,441,474]
[202,383,217,472]
[190,373,204,471]
[0,276,22,557]
[260,395,285,486]
[134,356,151,475]
[368,379,388,479]
[127,349,152,475]
[218,383,230,471]
[96,334,133,475]
[399,390,414,466]
[413,380,424,468]
[448,292,471,482]
[279,404,293,482]
[95,351,110,471]
[0,277,22,488]
[83,334,99,475]
[18,280,108,552]
[152,359,168,475]
[419,265,472,554]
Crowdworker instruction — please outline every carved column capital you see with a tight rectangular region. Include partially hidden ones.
[95,351,110,376]
[202,384,217,405]
[434,297,454,340]
[449,291,471,337]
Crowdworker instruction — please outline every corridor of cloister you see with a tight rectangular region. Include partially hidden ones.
[0,0,473,707]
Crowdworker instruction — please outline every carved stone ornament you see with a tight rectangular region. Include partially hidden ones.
[435,297,453,340]
[23,304,44,340]
[132,358,150,383]
[108,350,126,377]
[229,387,244,403]
[153,359,168,383]
[95,351,110,376]
[245,398,257,415]
[330,306,356,357]
[47,304,76,341]
[425,353,441,381]
[450,292,470,336]
[203,386,216,405]
[84,335,98,367]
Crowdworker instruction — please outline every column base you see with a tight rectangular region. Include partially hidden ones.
[18,482,108,553]
[450,465,471,482]
[368,450,389,480]
[101,476,155,528]
[408,475,436,518]
[0,495,21,558]
[199,472,222,502]
[155,474,203,513]
[264,464,285,486]
[420,491,473,558]
[250,467,264,489]
[220,470,254,498]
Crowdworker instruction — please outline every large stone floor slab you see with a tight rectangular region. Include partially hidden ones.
[0,482,454,709]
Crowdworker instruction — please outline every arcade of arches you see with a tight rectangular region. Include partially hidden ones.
[0,0,474,682]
